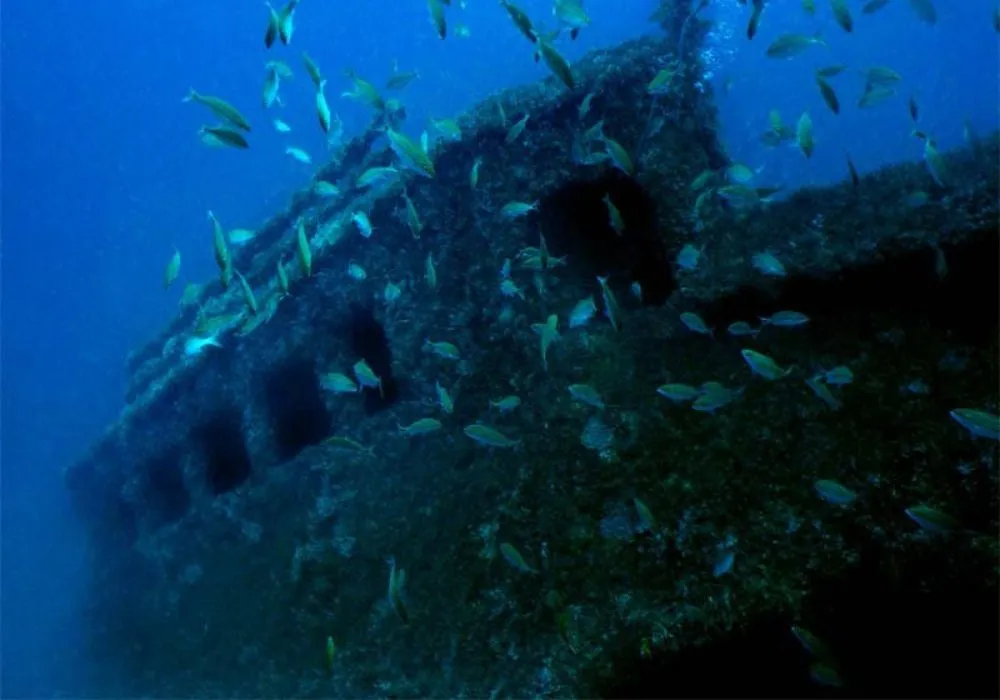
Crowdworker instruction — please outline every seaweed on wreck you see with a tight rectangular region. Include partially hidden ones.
[263,359,332,460]
[539,172,676,306]
[194,411,252,495]
[138,449,190,526]
[64,454,137,548]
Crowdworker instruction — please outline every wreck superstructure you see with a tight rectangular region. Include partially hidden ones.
[66,4,998,696]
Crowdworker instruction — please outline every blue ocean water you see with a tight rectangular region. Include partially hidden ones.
[0,0,996,695]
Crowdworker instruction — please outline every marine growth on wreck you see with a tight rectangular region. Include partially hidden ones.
[65,0,998,697]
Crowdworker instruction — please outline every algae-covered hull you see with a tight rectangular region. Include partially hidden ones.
[66,18,998,700]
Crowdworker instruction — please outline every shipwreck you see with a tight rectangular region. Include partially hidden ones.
[65,2,998,697]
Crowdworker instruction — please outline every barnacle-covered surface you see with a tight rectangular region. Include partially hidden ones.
[67,12,998,700]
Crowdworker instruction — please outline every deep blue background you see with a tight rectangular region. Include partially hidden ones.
[1,0,995,694]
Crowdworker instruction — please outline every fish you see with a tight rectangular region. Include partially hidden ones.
[276,259,290,296]
[385,69,420,91]
[568,384,604,409]
[907,0,937,24]
[726,163,754,183]
[791,625,836,662]
[398,418,443,436]
[727,321,759,338]
[633,497,656,532]
[499,542,537,573]
[464,424,520,448]
[676,244,702,270]
[427,0,447,38]
[164,249,181,289]
[264,2,281,47]
[759,310,809,327]
[569,296,597,328]
[845,153,860,187]
[501,201,538,219]
[429,117,461,141]
[857,86,896,108]
[865,65,902,87]
[809,663,844,688]
[536,35,574,89]
[309,82,331,135]
[301,52,323,88]
[209,211,232,289]
[296,220,311,277]
[386,128,435,178]
[603,136,635,176]
[313,180,339,197]
[553,0,590,39]
[692,383,742,412]
[469,158,483,189]
[597,276,620,331]
[499,278,525,300]
[816,76,840,115]
[184,334,222,357]
[341,70,386,110]
[321,372,358,393]
[425,253,437,289]
[198,125,249,149]
[905,504,958,533]
[383,281,402,304]
[262,66,281,108]
[765,33,826,58]
[680,311,713,336]
[499,0,537,43]
[741,349,792,380]
[323,436,374,458]
[796,112,814,158]
[949,408,1000,440]
[713,548,735,577]
[821,365,854,385]
[747,0,764,40]
[353,359,383,397]
[505,114,530,144]
[531,314,560,369]
[235,271,258,315]
[490,395,521,412]
[285,146,312,164]
[816,64,847,77]
[751,251,786,277]
[351,211,375,238]
[273,118,291,133]
[814,479,857,504]
[862,0,891,13]
[830,0,853,31]
[908,95,919,122]
[325,635,336,672]
[424,339,460,360]
[805,377,842,410]
[346,262,366,280]
[603,194,625,236]
[184,90,251,132]
[656,383,701,402]
[922,139,948,187]
[386,557,408,623]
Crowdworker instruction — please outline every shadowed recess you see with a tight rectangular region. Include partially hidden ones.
[263,359,332,460]
[348,303,398,413]
[538,172,675,306]
[700,231,999,343]
[194,411,252,496]
[140,450,190,526]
